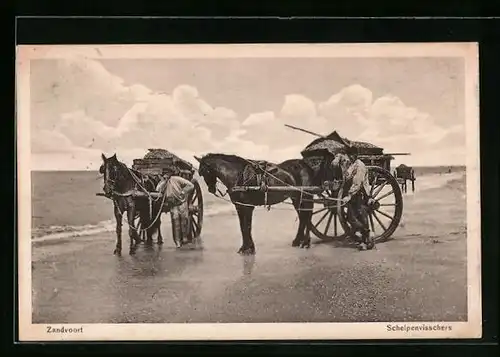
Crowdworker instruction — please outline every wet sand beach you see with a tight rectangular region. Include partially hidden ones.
[31,173,467,323]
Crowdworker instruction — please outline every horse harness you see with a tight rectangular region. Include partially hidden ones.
[217,160,279,211]
[111,169,166,233]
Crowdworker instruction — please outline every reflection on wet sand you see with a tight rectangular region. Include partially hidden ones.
[242,255,256,276]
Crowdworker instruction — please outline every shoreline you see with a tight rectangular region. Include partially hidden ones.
[30,171,466,244]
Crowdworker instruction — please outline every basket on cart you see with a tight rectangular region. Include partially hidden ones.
[132,148,195,179]
[297,129,404,243]
[132,149,204,239]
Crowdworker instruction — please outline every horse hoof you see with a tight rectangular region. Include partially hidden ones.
[242,248,256,255]
[157,241,164,245]
[113,249,121,256]
[292,241,301,247]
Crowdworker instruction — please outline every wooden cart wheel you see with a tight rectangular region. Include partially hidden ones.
[308,188,349,241]
[337,166,403,243]
[188,179,204,239]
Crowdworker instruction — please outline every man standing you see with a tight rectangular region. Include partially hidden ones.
[331,148,375,251]
[155,171,196,248]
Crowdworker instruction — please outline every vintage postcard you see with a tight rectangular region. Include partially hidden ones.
[17,43,481,341]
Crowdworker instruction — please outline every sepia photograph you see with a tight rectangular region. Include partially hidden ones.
[17,43,481,341]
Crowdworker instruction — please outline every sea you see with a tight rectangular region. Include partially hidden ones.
[30,166,466,240]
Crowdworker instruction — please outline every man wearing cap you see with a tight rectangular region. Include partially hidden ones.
[155,170,195,248]
[331,148,375,250]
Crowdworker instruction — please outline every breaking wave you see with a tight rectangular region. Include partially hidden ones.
[32,203,236,241]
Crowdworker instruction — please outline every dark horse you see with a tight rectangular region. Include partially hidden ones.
[194,153,321,255]
[100,153,164,255]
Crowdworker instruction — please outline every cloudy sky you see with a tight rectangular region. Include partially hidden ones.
[29,55,466,170]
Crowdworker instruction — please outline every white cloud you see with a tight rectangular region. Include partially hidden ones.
[55,110,119,150]
[31,129,75,153]
[242,111,275,127]
[318,84,373,138]
[280,94,317,120]
[30,57,271,169]
[31,57,141,131]
[30,57,465,170]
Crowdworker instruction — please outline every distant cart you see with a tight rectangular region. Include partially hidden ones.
[131,149,204,240]
[394,164,416,193]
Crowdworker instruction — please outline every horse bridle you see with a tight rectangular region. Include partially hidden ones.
[198,161,228,198]
[103,161,138,198]
[102,162,121,194]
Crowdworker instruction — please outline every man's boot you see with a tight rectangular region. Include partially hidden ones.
[363,229,375,250]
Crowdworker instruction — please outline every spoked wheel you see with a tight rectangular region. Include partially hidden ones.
[308,187,349,241]
[187,179,204,239]
[337,166,403,243]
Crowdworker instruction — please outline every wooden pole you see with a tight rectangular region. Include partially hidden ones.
[284,124,324,138]
[231,185,327,193]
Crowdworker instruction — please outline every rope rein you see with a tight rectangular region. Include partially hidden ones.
[239,156,343,201]
[113,188,169,234]
[111,164,172,235]
[207,156,349,211]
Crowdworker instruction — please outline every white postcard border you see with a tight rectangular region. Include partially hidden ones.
[16,43,482,341]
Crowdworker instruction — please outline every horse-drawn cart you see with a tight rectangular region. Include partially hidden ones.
[132,149,204,240]
[98,149,204,242]
[299,130,404,243]
[227,127,407,244]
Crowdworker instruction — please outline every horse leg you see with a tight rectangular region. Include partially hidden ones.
[156,216,164,245]
[236,206,247,254]
[291,197,304,247]
[245,207,256,255]
[144,210,154,246]
[236,205,256,255]
[127,206,140,255]
[144,227,154,246]
[113,205,123,256]
[146,201,161,245]
[300,201,313,249]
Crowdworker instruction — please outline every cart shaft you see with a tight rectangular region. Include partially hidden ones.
[96,191,163,199]
[231,185,326,193]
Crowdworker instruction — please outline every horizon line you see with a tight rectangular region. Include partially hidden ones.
[31,164,467,172]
